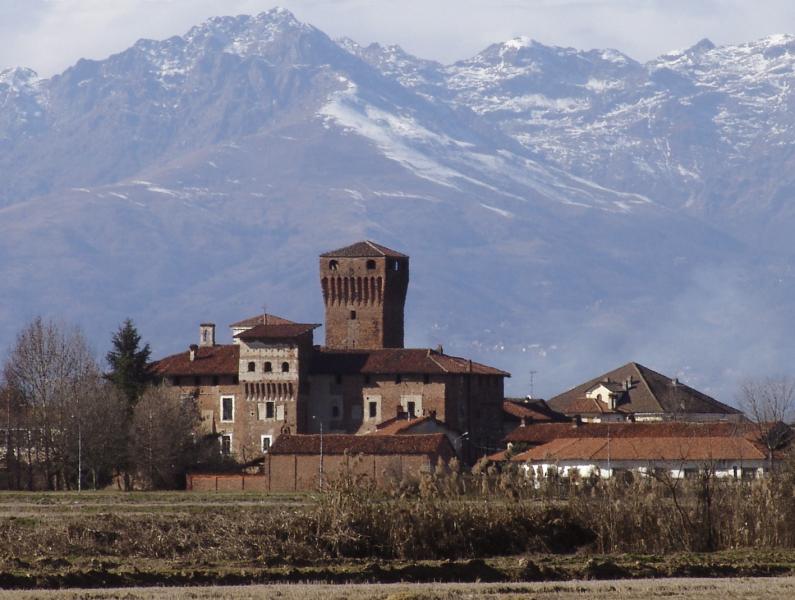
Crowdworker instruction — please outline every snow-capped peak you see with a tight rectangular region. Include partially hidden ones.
[0,67,40,91]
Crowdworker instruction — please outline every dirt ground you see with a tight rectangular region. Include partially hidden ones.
[0,578,791,599]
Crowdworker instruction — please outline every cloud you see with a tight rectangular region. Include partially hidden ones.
[3,0,795,76]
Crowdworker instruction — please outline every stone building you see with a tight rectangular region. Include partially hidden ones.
[151,241,509,464]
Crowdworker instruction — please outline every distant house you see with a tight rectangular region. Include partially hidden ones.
[547,362,742,423]
[504,421,788,480]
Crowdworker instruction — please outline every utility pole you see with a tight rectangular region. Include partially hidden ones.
[319,421,324,490]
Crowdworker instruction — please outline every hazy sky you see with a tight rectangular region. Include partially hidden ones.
[2,0,795,76]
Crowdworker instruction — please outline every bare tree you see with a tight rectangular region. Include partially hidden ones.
[128,385,200,489]
[3,317,98,489]
[739,376,795,470]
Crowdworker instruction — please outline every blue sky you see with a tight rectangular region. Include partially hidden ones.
[2,0,795,75]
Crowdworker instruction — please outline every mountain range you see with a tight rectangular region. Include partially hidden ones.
[2,7,794,402]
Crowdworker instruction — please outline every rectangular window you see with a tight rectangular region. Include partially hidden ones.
[261,435,272,453]
[266,401,275,419]
[365,395,381,421]
[407,401,416,417]
[220,396,234,422]
[221,434,232,455]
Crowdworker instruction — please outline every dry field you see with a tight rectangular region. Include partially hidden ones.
[0,578,792,599]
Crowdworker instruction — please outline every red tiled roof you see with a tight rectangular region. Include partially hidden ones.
[548,362,740,416]
[235,323,320,341]
[230,313,297,328]
[150,345,239,376]
[269,433,453,456]
[373,415,453,435]
[504,421,759,445]
[515,436,767,462]
[320,240,408,258]
[503,399,569,422]
[310,348,509,376]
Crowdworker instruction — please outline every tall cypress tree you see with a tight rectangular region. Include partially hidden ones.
[106,319,151,410]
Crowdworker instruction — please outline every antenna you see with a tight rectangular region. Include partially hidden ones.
[529,370,538,400]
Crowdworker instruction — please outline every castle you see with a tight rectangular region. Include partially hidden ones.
[151,241,509,463]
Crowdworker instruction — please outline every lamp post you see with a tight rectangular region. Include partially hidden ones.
[312,415,324,490]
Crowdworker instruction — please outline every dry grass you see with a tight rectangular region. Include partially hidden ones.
[0,578,792,599]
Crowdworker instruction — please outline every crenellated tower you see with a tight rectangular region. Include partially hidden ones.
[319,241,409,349]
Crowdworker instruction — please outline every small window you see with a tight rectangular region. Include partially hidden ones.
[212,376,219,386]
[350,310,357,320]
[221,396,234,422]
[247,362,255,373]
[221,434,232,455]
[329,260,338,271]
[366,259,376,270]
[264,361,272,372]
[266,401,275,420]
[281,362,290,373]
[369,401,377,418]
[332,406,340,419]
[392,260,400,271]
[261,435,272,453]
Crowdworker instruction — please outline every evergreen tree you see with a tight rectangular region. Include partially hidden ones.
[106,319,151,409]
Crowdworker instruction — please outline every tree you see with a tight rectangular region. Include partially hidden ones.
[128,385,200,489]
[3,317,98,489]
[739,376,795,470]
[106,319,151,410]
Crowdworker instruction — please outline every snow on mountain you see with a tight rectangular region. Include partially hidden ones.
[2,9,795,400]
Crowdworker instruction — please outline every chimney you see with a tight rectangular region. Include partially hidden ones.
[671,377,679,387]
[436,344,444,354]
[624,376,632,391]
[199,323,216,347]
[189,344,198,362]
[520,416,526,428]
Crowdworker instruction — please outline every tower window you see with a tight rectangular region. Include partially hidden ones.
[281,362,290,373]
[329,260,339,271]
[350,310,357,320]
[366,259,376,270]
[247,362,255,372]
[221,396,234,422]
[264,361,272,372]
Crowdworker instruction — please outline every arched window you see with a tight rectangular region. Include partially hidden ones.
[329,260,339,271]
[264,361,272,372]
[281,362,290,373]
[366,259,376,270]
[247,362,255,372]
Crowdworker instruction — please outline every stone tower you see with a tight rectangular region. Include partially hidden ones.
[320,241,409,349]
